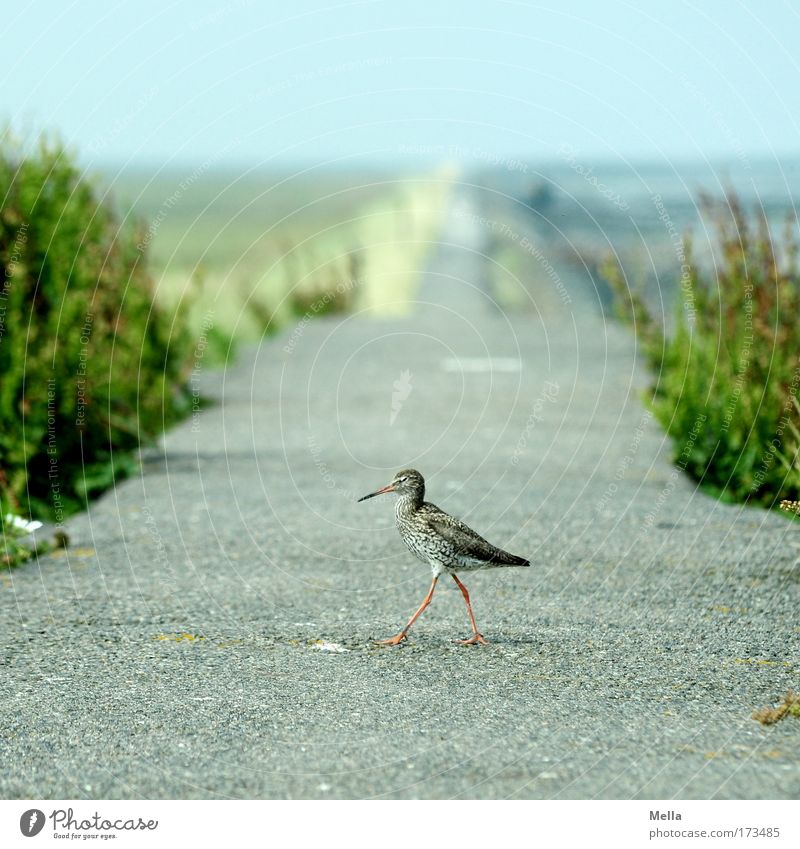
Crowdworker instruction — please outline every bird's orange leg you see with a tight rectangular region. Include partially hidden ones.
[377,577,438,645]
[451,574,488,645]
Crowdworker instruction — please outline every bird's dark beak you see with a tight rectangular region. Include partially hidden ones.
[357,483,396,502]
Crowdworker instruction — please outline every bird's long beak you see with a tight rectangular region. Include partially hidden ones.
[357,483,395,502]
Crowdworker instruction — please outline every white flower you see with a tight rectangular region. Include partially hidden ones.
[4,514,43,534]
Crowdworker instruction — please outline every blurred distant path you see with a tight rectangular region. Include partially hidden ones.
[1,180,798,800]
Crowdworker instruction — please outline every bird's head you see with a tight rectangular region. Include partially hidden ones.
[357,468,425,502]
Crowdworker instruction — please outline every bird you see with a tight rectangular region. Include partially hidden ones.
[357,469,529,645]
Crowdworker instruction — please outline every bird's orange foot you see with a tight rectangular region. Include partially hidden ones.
[456,633,488,645]
[376,633,407,646]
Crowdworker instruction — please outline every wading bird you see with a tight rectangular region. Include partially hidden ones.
[358,469,529,645]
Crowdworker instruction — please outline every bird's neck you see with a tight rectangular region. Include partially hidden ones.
[395,491,423,517]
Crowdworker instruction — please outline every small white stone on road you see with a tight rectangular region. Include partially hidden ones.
[313,640,350,653]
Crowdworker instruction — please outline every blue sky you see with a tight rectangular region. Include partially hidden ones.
[4,0,799,168]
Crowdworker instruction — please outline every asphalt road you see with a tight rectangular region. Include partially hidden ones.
[1,185,798,799]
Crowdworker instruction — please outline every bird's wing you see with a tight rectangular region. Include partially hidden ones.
[421,504,528,566]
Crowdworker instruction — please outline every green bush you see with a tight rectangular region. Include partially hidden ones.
[604,193,800,507]
[0,136,190,523]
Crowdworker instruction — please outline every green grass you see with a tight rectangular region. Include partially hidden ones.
[0,135,190,528]
[603,192,800,508]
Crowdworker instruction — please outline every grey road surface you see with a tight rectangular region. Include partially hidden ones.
[1,186,798,800]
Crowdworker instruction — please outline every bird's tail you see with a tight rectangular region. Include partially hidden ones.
[495,551,530,567]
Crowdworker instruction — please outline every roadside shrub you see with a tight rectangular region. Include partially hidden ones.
[603,193,800,507]
[0,135,190,523]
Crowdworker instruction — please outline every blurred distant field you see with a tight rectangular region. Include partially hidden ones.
[107,166,450,351]
[483,157,800,318]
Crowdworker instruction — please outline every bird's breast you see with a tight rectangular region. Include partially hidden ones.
[395,514,450,564]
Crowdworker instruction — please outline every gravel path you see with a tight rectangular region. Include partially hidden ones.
[2,183,798,800]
